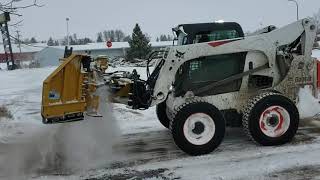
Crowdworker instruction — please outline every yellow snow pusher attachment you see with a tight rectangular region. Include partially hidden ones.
[41,52,102,124]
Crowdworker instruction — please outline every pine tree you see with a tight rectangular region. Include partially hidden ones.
[159,34,167,41]
[158,34,173,41]
[97,32,103,42]
[126,23,152,61]
[47,37,54,46]
[30,37,37,43]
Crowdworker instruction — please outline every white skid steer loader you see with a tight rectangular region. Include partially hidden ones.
[42,18,318,156]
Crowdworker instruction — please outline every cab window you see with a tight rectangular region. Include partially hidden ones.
[174,53,246,96]
[194,30,239,43]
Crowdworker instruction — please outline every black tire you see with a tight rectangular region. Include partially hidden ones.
[156,101,170,128]
[170,101,225,156]
[243,92,299,146]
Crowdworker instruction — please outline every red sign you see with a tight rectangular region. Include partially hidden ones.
[106,40,112,48]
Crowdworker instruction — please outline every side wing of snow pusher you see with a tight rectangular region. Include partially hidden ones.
[41,54,100,124]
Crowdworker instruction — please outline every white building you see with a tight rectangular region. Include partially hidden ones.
[37,41,172,67]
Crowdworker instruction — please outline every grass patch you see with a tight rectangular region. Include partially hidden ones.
[0,106,13,120]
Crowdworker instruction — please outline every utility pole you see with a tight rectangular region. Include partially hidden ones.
[288,0,299,21]
[0,12,16,70]
[16,30,21,53]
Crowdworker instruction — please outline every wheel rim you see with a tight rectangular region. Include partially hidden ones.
[259,106,290,138]
[183,113,215,145]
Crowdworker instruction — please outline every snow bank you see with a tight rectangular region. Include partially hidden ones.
[313,49,320,59]
[106,66,152,80]
[297,87,320,118]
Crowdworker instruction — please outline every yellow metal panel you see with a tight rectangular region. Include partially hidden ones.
[41,54,88,119]
[42,101,86,118]
[62,58,82,102]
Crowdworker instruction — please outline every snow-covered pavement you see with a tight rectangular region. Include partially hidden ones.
[0,50,320,179]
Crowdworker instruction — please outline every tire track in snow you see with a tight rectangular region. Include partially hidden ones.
[106,118,320,171]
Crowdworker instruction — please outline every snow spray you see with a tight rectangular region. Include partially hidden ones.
[0,86,120,178]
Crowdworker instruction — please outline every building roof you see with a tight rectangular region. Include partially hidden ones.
[0,41,172,54]
[0,43,45,54]
[54,41,172,51]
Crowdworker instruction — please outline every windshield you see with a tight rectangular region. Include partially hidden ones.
[176,29,239,45]
[173,23,243,45]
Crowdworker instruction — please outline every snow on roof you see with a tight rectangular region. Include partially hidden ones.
[0,41,172,54]
[53,42,129,51]
[54,41,172,51]
[0,43,46,54]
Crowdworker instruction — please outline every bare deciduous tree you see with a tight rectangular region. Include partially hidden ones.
[0,0,43,28]
[0,0,43,15]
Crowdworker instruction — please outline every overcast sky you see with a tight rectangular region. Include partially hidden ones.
[9,0,320,41]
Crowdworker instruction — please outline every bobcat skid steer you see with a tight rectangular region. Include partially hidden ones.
[128,18,318,155]
[41,18,318,156]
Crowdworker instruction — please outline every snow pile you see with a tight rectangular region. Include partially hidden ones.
[313,49,320,59]
[109,58,157,68]
[297,86,320,119]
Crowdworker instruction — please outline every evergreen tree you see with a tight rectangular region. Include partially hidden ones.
[84,37,93,44]
[47,37,54,46]
[126,23,152,61]
[78,37,93,45]
[97,32,103,42]
[158,34,173,41]
[159,34,167,41]
[30,37,37,43]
